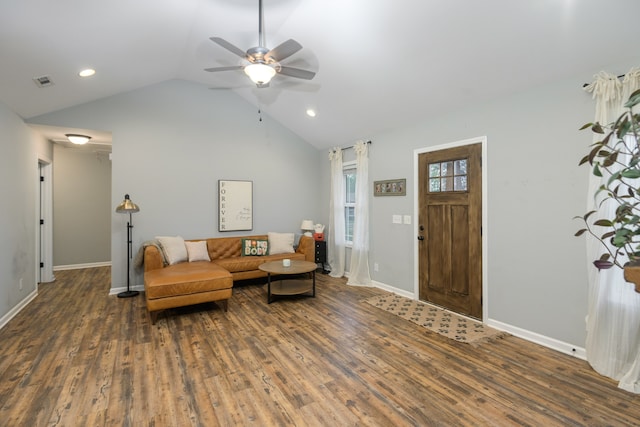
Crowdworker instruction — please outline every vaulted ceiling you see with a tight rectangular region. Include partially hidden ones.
[1,0,639,150]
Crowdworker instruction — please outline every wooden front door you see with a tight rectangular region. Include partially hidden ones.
[418,143,482,319]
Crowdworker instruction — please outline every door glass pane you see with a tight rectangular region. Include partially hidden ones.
[442,161,453,177]
[442,177,453,191]
[454,176,467,191]
[429,178,441,192]
[429,163,440,178]
[428,158,468,193]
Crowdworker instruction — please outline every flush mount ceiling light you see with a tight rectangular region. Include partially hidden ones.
[244,63,276,85]
[306,109,317,117]
[78,68,95,77]
[65,134,91,145]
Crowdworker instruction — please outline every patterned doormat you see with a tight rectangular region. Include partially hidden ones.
[363,294,508,344]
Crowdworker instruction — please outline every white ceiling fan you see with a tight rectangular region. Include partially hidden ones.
[204,0,316,88]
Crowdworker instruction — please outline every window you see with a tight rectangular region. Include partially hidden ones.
[344,163,356,244]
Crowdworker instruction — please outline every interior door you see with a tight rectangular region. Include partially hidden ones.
[418,143,482,319]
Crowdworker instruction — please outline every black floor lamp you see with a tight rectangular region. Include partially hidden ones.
[116,194,140,298]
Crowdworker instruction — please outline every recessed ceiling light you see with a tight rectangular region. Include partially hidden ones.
[78,68,96,77]
[306,109,317,117]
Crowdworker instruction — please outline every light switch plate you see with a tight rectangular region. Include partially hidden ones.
[392,214,402,224]
[403,215,411,225]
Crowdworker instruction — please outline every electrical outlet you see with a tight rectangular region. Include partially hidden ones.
[19,278,23,291]
[374,263,379,272]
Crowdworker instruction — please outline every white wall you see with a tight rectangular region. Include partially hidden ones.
[320,61,638,349]
[0,100,51,324]
[29,79,322,292]
[52,145,111,267]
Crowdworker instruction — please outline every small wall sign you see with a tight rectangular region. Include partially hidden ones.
[374,178,406,196]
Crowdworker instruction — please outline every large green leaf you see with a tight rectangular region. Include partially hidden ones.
[617,116,631,138]
[587,144,602,164]
[621,169,640,178]
[601,230,615,239]
[624,88,640,108]
[591,123,605,134]
[593,163,602,177]
[606,171,621,185]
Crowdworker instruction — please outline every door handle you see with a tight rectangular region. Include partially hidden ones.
[417,236,424,241]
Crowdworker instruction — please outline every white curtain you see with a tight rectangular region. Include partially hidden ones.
[328,148,345,277]
[584,67,640,393]
[347,141,372,286]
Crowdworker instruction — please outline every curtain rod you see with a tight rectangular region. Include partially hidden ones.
[582,74,625,88]
[332,140,372,152]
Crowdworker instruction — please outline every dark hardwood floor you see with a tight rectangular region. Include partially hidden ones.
[1,267,639,426]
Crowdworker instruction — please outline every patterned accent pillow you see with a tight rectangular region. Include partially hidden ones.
[241,239,269,256]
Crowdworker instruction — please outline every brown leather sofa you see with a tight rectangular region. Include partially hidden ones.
[143,234,315,323]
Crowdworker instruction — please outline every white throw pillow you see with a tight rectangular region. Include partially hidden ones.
[268,232,295,255]
[156,235,188,265]
[185,240,211,262]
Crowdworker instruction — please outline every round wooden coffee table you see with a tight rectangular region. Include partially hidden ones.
[259,260,317,303]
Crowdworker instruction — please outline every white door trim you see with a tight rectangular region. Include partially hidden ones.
[38,157,55,283]
[412,136,489,322]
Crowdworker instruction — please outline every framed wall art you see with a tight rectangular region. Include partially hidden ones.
[374,178,406,196]
[218,180,253,231]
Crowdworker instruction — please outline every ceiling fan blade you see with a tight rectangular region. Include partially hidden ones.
[278,66,316,80]
[210,37,247,59]
[204,65,244,73]
[265,39,302,62]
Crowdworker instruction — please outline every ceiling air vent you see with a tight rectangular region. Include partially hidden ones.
[33,75,54,88]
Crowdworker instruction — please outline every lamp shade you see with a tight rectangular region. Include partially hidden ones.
[244,63,276,85]
[115,194,140,213]
[300,220,314,231]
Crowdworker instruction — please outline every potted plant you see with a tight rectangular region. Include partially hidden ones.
[575,88,640,289]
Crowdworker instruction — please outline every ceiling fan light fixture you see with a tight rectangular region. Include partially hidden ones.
[65,134,91,145]
[244,63,276,85]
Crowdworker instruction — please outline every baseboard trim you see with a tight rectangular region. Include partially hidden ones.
[108,284,145,296]
[369,279,586,360]
[371,280,414,299]
[0,290,38,331]
[54,261,111,271]
[487,319,586,360]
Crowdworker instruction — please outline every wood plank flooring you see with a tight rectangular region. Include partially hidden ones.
[1,266,639,426]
